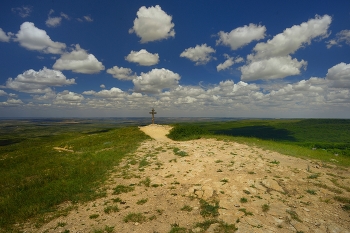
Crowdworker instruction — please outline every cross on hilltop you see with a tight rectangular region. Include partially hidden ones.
[149,108,157,124]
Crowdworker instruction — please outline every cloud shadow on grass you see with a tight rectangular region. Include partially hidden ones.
[214,125,296,142]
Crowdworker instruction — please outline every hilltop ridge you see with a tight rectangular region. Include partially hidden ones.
[23,124,350,233]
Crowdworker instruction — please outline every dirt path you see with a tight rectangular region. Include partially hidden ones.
[25,125,350,233]
[139,124,173,142]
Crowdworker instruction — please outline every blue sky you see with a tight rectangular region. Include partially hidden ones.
[0,0,350,118]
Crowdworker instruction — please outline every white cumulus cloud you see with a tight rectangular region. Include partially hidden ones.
[7,99,23,105]
[217,54,244,71]
[326,62,350,88]
[240,56,308,81]
[240,15,331,81]
[32,91,57,101]
[46,17,62,27]
[180,44,215,65]
[0,90,8,96]
[83,87,124,98]
[129,5,175,43]
[0,99,23,107]
[0,28,11,42]
[125,49,159,66]
[4,67,75,93]
[326,90,350,103]
[133,68,180,93]
[217,57,234,72]
[250,15,331,60]
[216,24,266,50]
[208,80,260,97]
[54,90,84,105]
[15,22,66,54]
[53,44,105,74]
[157,80,262,110]
[107,66,137,80]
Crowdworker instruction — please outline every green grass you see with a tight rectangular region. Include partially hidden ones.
[112,197,123,203]
[270,160,280,165]
[238,208,253,216]
[136,198,148,205]
[173,147,188,157]
[113,185,135,195]
[194,219,218,231]
[313,183,343,194]
[286,209,302,222]
[306,189,317,195]
[123,212,147,223]
[56,222,67,228]
[156,209,164,215]
[93,225,114,233]
[139,157,150,168]
[262,204,270,212]
[89,214,99,219]
[342,204,350,211]
[243,190,251,194]
[330,179,350,192]
[334,196,350,204]
[169,223,188,233]
[180,205,193,212]
[104,205,119,214]
[215,222,238,232]
[194,220,237,232]
[199,199,220,218]
[220,178,229,184]
[139,177,151,187]
[334,196,350,212]
[0,124,149,231]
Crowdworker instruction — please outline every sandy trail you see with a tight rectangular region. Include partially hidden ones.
[25,125,350,233]
[139,124,173,142]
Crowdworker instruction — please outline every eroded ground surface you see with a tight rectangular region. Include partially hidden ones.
[23,124,350,233]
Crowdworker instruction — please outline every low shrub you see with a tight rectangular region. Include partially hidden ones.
[167,125,209,141]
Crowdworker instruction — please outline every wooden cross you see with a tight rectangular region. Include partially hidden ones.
[149,108,157,124]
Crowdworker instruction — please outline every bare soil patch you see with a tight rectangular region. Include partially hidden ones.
[24,125,350,233]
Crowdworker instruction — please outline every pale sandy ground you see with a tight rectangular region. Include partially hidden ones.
[23,124,350,233]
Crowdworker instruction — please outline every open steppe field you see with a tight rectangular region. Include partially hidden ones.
[0,119,349,233]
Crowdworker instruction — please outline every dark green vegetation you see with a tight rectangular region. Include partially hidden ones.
[334,196,350,212]
[167,124,208,140]
[194,219,237,232]
[199,199,220,218]
[0,120,149,231]
[262,204,270,212]
[168,119,350,166]
[123,212,147,223]
[113,185,135,195]
[173,147,189,157]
